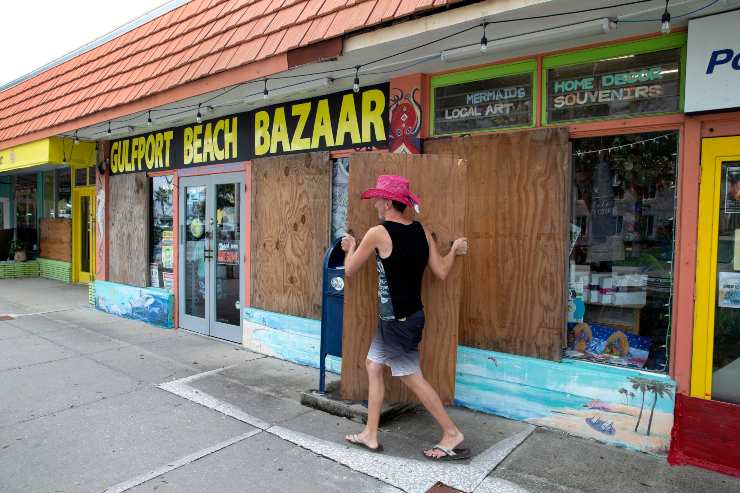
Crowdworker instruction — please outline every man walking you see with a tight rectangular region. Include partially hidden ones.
[341,175,469,460]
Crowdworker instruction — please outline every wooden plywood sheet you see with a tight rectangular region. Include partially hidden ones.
[40,218,72,262]
[340,152,466,404]
[108,173,149,287]
[251,152,331,320]
[425,128,570,361]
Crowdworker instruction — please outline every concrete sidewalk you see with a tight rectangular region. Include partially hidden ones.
[1,278,739,492]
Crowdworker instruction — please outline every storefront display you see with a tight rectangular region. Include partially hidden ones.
[569,131,678,372]
[149,176,174,290]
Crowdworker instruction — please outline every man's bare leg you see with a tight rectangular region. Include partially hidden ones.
[345,359,384,449]
[400,371,464,458]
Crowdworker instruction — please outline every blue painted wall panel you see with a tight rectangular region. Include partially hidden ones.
[94,280,174,328]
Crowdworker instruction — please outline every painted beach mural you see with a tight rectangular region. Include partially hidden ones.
[455,347,675,455]
[94,280,174,328]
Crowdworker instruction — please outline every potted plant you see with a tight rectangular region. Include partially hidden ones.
[8,239,27,262]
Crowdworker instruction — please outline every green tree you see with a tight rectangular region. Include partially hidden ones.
[629,377,650,432]
[646,381,674,436]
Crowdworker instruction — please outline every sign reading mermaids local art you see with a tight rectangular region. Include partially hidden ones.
[547,48,681,122]
[107,84,389,175]
[433,72,532,135]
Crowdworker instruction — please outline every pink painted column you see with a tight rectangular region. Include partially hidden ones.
[671,118,701,395]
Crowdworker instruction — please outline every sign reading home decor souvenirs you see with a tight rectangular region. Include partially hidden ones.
[547,49,681,122]
[108,84,389,175]
[432,66,533,135]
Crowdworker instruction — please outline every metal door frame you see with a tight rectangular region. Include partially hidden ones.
[178,173,244,343]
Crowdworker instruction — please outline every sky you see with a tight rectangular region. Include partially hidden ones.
[0,0,176,86]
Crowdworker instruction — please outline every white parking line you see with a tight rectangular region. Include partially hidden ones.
[102,429,262,493]
[149,368,533,493]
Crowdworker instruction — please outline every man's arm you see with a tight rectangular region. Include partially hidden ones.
[342,226,383,277]
[425,228,467,281]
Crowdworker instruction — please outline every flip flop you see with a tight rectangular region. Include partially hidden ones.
[345,434,384,453]
[423,445,471,461]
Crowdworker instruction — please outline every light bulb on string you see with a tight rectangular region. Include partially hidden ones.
[196,104,202,124]
[660,0,671,35]
[73,131,79,145]
[106,121,111,136]
[353,66,360,93]
[480,22,488,52]
[147,110,152,127]
[263,79,269,99]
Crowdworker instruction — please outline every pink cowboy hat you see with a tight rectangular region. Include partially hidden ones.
[361,175,421,212]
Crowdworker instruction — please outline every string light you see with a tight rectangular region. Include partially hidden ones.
[73,131,79,145]
[196,104,202,124]
[89,0,723,137]
[574,134,672,157]
[147,110,152,127]
[660,0,671,34]
[352,66,360,93]
[480,22,488,53]
[263,79,269,99]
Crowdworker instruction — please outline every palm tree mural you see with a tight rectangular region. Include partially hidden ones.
[619,387,629,405]
[629,377,650,432]
[646,381,673,436]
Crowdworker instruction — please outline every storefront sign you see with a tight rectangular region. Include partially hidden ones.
[253,84,388,157]
[685,10,740,112]
[109,115,248,175]
[107,85,389,175]
[547,49,681,122]
[433,73,532,135]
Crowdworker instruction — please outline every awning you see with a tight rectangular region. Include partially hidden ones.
[0,137,96,174]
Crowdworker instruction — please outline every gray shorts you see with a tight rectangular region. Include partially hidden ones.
[366,310,425,377]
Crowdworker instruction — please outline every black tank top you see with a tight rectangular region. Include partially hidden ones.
[375,221,429,320]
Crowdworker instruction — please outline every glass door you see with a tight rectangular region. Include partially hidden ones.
[179,173,243,343]
[692,136,740,404]
[180,181,210,335]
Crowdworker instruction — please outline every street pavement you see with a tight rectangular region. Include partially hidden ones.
[1,278,739,493]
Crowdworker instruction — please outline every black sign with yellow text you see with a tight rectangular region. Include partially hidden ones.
[108,84,389,175]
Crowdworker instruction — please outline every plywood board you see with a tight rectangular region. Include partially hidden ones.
[251,152,331,320]
[108,173,149,287]
[340,152,466,404]
[425,128,570,361]
[39,218,72,262]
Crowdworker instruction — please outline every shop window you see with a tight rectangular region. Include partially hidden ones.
[74,166,95,187]
[431,60,535,136]
[567,131,678,373]
[545,40,683,124]
[56,169,72,218]
[15,174,37,229]
[149,175,174,290]
[0,197,9,229]
[42,171,55,218]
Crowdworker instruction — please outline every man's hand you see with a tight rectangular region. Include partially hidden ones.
[451,237,468,256]
[341,235,357,253]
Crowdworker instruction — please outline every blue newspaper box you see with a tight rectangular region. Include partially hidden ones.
[319,239,345,392]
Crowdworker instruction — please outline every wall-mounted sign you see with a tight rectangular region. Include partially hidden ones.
[109,116,247,175]
[685,10,740,113]
[547,49,681,123]
[433,73,532,135]
[253,84,388,158]
[107,84,389,175]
